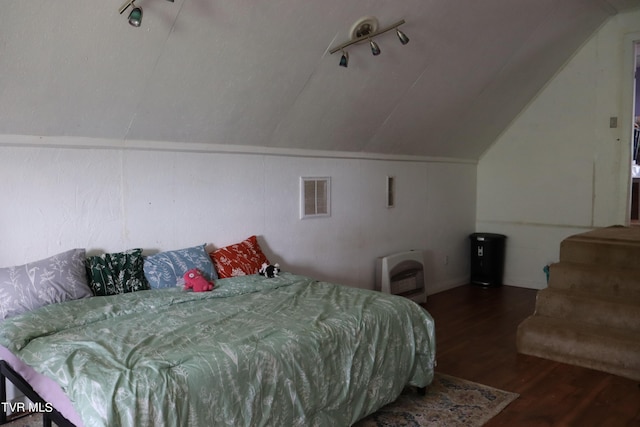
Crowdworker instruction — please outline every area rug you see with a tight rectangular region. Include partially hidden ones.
[4,373,518,427]
[354,372,519,427]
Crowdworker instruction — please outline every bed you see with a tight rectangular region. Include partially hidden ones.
[0,241,436,427]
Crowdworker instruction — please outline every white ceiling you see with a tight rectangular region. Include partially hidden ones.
[1,0,639,160]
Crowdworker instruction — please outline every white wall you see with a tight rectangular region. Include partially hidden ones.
[477,10,640,289]
[0,139,477,295]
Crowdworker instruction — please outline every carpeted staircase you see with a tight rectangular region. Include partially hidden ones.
[516,226,640,381]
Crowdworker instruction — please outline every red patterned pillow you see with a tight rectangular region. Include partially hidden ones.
[210,235,270,278]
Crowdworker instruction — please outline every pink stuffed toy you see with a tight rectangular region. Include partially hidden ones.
[183,268,214,292]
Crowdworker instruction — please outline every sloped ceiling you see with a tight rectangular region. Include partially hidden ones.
[1,0,638,160]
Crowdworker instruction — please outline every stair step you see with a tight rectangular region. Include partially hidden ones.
[516,315,640,381]
[534,288,640,333]
[559,227,640,269]
[517,226,640,381]
[548,262,640,300]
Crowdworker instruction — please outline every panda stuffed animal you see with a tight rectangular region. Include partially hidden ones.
[259,262,280,278]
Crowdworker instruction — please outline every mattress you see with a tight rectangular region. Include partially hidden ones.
[0,272,435,426]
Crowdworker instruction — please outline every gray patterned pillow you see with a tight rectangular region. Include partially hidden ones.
[0,248,93,320]
[85,248,149,296]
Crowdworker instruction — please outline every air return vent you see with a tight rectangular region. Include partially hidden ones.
[386,176,395,208]
[300,177,331,219]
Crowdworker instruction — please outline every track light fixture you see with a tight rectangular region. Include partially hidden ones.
[339,50,349,68]
[396,28,410,45]
[369,38,381,56]
[118,0,174,28]
[329,17,409,67]
[119,0,141,27]
[128,5,143,27]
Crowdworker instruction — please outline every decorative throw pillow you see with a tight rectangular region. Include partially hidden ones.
[143,244,217,289]
[210,235,270,278]
[85,248,149,296]
[0,248,93,320]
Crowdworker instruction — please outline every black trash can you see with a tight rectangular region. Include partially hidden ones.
[469,233,506,287]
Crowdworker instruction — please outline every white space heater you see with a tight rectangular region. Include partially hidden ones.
[375,250,426,304]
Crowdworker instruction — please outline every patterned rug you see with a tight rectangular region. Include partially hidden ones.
[5,373,517,427]
[354,372,519,427]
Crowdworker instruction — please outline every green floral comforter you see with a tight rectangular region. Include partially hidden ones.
[0,273,435,427]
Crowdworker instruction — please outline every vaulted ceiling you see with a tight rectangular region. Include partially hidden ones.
[1,0,639,160]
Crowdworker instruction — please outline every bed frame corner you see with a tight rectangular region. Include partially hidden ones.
[0,360,75,427]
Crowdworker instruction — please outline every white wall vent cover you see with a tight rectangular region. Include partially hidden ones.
[300,177,331,219]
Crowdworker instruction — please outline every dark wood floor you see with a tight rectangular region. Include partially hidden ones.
[423,284,640,426]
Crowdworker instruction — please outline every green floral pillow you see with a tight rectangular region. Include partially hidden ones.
[85,249,149,296]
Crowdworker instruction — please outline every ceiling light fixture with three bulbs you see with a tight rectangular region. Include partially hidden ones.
[329,17,409,68]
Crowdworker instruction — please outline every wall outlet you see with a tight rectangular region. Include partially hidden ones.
[609,116,618,128]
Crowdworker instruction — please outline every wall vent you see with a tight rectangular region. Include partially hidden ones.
[386,175,395,208]
[300,177,331,219]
